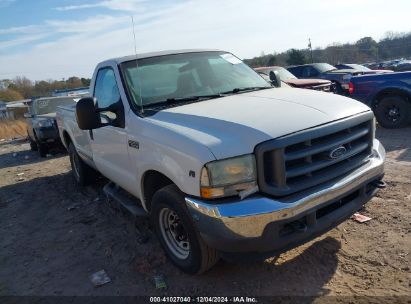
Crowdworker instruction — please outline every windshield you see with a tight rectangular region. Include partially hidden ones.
[33,97,76,115]
[258,67,297,80]
[121,51,271,109]
[315,63,337,73]
[347,64,371,71]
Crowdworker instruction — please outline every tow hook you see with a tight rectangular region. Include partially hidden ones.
[289,221,307,233]
[372,180,386,189]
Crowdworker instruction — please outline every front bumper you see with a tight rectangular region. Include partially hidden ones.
[35,127,60,143]
[185,140,385,255]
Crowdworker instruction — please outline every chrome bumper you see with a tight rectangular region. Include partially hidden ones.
[185,140,385,253]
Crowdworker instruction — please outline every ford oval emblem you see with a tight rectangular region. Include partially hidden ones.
[329,146,347,159]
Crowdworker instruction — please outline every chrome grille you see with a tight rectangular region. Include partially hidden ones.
[255,112,374,197]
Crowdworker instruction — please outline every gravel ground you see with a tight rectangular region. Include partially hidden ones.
[0,127,410,299]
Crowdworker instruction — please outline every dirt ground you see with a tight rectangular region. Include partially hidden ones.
[0,127,410,299]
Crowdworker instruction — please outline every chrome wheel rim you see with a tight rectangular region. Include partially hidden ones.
[159,207,190,260]
[385,105,400,122]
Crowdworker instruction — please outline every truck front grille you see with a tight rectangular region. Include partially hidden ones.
[255,112,374,197]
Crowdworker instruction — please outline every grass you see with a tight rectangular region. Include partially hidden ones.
[0,119,28,140]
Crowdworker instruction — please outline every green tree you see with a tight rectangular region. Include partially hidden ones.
[33,80,52,97]
[286,49,306,65]
[66,76,82,88]
[356,37,378,60]
[266,54,276,66]
[81,78,91,87]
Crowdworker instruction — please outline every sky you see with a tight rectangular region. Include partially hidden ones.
[0,0,410,80]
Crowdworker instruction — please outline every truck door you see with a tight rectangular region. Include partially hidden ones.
[90,67,136,191]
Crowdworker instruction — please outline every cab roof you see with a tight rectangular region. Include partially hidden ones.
[104,49,224,65]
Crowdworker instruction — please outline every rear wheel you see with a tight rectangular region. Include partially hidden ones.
[331,82,343,94]
[151,184,219,274]
[374,95,411,128]
[29,137,38,151]
[68,143,96,186]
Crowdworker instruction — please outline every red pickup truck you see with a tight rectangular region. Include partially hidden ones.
[255,66,333,92]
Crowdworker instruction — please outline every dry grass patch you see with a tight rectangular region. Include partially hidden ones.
[0,119,28,140]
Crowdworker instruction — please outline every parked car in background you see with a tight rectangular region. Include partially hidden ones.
[287,63,366,94]
[335,63,393,74]
[57,49,385,274]
[255,66,333,92]
[366,59,410,72]
[349,71,411,128]
[26,96,78,156]
[394,61,411,72]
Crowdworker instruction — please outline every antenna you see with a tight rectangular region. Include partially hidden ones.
[131,16,144,114]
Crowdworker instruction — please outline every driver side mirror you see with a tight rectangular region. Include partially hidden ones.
[76,97,102,130]
[269,71,282,88]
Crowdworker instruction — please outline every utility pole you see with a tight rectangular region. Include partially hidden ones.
[308,38,313,63]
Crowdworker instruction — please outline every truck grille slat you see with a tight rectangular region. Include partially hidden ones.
[286,142,369,178]
[285,127,369,161]
[255,112,374,197]
[287,152,370,192]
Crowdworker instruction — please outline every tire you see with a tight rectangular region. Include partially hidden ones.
[151,184,219,274]
[37,141,48,157]
[29,137,38,151]
[68,143,96,186]
[333,82,345,95]
[374,95,411,129]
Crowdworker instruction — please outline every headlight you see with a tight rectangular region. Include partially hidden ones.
[200,154,258,199]
[37,119,53,128]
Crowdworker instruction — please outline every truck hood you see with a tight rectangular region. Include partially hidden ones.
[148,87,371,159]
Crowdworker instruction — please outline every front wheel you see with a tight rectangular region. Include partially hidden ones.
[29,137,38,151]
[37,141,48,157]
[68,143,96,186]
[151,185,219,274]
[374,95,411,128]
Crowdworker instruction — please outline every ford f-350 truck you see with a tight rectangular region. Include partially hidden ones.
[56,50,385,274]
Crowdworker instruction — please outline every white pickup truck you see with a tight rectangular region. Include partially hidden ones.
[57,49,385,274]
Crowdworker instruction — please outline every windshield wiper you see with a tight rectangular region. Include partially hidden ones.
[145,93,224,110]
[166,93,222,103]
[220,86,271,94]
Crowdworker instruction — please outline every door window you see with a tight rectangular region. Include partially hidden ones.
[288,66,303,78]
[302,66,319,77]
[94,68,121,108]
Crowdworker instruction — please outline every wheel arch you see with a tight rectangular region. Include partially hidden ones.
[372,88,410,110]
[141,170,175,212]
[61,130,72,148]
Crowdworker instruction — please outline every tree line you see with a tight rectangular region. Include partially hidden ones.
[0,76,91,102]
[1,31,410,102]
[244,31,411,67]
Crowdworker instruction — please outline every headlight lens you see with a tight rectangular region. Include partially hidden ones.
[200,154,257,199]
[37,119,53,128]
